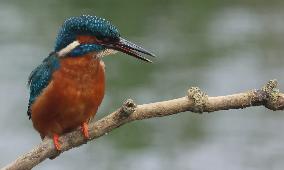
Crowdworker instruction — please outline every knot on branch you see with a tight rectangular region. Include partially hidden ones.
[250,89,267,105]
[262,79,280,110]
[187,87,208,113]
[120,99,137,116]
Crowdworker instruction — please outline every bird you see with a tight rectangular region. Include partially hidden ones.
[27,15,155,151]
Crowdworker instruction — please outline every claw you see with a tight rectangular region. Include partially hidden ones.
[81,122,90,139]
[53,134,61,151]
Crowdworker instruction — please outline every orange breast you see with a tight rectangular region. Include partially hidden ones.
[31,55,105,137]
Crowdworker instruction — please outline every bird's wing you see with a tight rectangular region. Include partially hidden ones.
[27,54,60,119]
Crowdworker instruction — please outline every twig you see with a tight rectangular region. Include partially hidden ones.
[2,79,284,170]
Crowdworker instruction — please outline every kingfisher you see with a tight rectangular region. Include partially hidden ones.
[27,15,155,151]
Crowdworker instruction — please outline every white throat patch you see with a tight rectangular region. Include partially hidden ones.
[97,49,118,58]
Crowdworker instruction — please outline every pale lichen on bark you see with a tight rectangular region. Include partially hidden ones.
[187,87,208,113]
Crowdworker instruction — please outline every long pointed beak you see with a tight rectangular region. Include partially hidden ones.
[104,37,156,63]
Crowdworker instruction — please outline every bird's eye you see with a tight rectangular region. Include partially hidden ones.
[96,36,119,43]
[108,37,119,42]
[96,36,110,42]
[103,37,110,42]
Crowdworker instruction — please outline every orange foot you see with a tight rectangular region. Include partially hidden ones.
[53,134,61,151]
[81,122,90,139]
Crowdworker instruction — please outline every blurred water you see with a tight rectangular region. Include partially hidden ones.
[1,0,284,170]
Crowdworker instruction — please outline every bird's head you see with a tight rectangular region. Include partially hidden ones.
[54,15,155,62]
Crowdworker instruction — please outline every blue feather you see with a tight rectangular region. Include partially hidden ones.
[54,15,119,52]
[27,53,60,119]
[69,44,104,56]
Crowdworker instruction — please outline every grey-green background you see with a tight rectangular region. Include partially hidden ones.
[1,0,284,169]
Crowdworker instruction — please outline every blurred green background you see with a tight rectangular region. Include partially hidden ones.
[1,0,284,169]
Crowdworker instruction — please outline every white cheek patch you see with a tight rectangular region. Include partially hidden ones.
[97,49,118,58]
[57,41,80,57]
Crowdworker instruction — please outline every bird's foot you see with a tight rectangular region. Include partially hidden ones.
[53,134,61,151]
[81,122,90,139]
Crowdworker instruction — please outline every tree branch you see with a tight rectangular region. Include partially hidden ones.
[2,79,284,170]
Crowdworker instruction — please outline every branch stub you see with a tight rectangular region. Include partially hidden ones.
[121,99,137,116]
[262,79,280,110]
